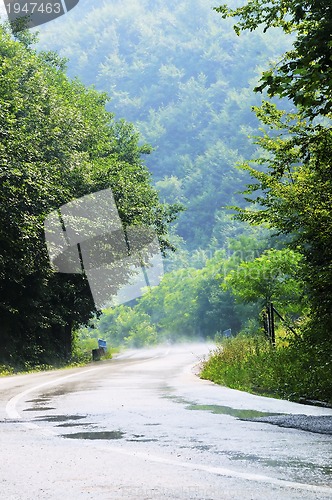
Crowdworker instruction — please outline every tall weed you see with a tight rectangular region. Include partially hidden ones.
[200,332,332,404]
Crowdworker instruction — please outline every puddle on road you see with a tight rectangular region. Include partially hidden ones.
[192,444,212,452]
[43,381,98,399]
[62,431,125,440]
[186,404,282,419]
[0,419,24,424]
[34,414,86,422]
[127,437,159,442]
[125,433,158,443]
[161,393,189,405]
[56,422,93,428]
[23,407,56,412]
[60,430,160,442]
[161,386,282,419]
[26,398,52,404]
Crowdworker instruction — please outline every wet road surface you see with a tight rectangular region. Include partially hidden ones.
[0,343,331,499]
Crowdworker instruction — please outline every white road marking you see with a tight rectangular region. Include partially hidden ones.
[99,444,332,495]
[5,366,103,420]
[5,349,169,420]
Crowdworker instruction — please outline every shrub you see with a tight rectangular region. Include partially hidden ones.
[200,332,332,404]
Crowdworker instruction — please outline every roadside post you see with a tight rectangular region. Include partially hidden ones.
[92,339,107,361]
[223,328,232,338]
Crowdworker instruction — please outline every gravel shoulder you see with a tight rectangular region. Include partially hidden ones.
[243,414,332,435]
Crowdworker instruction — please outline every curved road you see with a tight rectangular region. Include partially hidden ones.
[0,343,331,499]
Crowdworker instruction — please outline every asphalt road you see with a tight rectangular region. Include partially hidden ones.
[0,343,331,499]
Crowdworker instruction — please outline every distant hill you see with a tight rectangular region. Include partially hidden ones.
[35,0,290,249]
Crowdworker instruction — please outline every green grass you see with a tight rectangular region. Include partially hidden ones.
[200,333,332,404]
[0,365,15,377]
[0,346,120,377]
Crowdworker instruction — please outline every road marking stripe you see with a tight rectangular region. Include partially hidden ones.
[100,444,332,494]
[5,366,103,420]
[5,350,168,420]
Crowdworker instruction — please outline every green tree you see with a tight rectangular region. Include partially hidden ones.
[215,0,332,117]
[93,235,270,346]
[0,25,177,365]
[236,107,332,340]
[224,248,305,314]
[93,305,158,348]
[216,1,332,367]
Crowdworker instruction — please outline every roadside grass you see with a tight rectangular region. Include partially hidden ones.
[0,361,67,377]
[0,365,15,377]
[72,337,119,364]
[0,342,119,377]
[200,331,332,404]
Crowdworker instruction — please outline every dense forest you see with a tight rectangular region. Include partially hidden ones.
[36,0,290,249]
[33,0,294,351]
[1,1,331,402]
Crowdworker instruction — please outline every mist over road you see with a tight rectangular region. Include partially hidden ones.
[0,344,331,499]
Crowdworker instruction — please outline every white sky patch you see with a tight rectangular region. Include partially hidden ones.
[0,2,9,22]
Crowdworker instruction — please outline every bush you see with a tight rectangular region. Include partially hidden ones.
[0,365,14,376]
[200,332,332,404]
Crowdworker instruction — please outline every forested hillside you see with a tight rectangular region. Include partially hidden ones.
[33,0,300,355]
[35,0,290,249]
